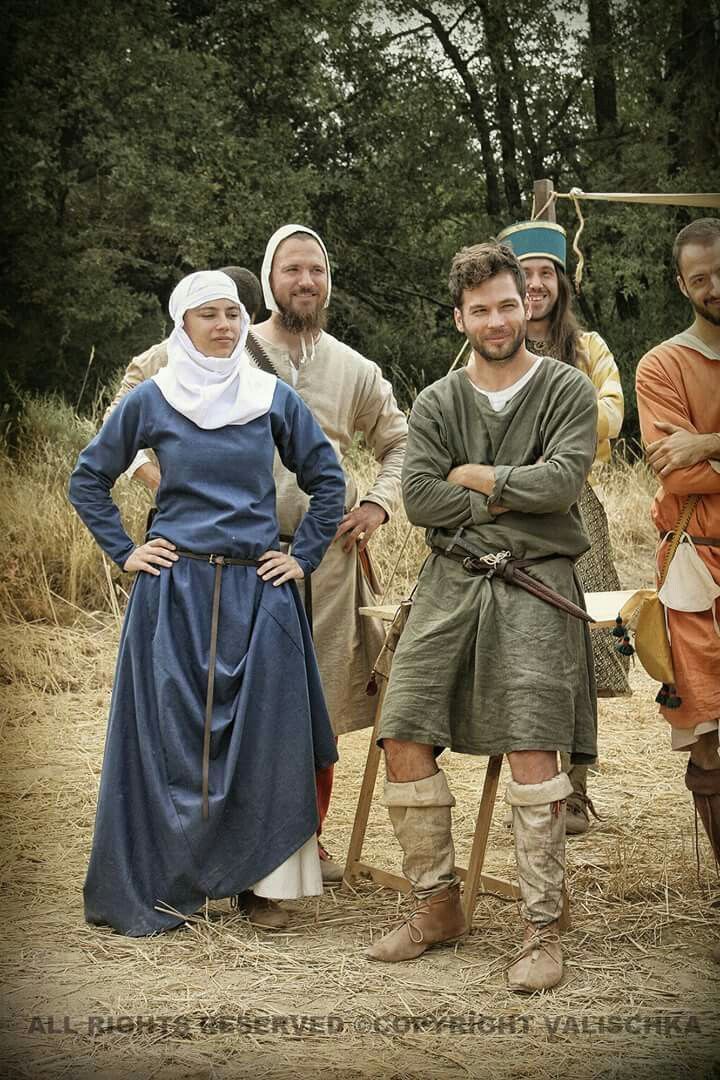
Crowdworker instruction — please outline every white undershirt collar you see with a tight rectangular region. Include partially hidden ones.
[466,355,543,411]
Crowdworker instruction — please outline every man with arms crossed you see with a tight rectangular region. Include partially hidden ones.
[636,219,720,962]
[367,242,598,992]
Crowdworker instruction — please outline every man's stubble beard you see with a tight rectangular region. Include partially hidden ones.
[691,297,720,327]
[277,300,328,336]
[470,324,526,364]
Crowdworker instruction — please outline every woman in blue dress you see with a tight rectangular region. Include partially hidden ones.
[69,270,346,937]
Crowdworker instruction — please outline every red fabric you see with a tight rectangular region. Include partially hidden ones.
[316,746,337,836]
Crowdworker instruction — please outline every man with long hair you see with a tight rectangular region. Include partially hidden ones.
[636,219,720,963]
[498,220,630,835]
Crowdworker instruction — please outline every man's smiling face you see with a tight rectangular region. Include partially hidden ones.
[521,257,560,324]
[677,237,720,328]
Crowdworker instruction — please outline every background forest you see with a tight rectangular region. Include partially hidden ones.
[1,0,719,440]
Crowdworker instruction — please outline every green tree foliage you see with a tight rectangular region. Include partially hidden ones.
[2,0,718,440]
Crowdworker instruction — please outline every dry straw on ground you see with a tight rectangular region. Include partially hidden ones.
[1,625,719,1079]
[1,419,718,1078]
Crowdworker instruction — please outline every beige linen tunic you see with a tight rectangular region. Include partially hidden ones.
[249,330,408,735]
[105,331,408,735]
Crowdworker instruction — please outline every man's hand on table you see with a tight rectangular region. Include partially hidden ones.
[646,423,720,477]
[334,501,387,553]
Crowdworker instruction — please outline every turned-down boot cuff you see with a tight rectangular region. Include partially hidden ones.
[510,777,568,926]
[382,770,459,898]
[382,768,456,808]
[505,772,573,807]
[685,761,720,797]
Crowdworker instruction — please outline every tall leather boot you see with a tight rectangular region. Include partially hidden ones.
[367,770,467,962]
[505,772,573,992]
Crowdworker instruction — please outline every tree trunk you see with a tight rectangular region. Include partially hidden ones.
[587,0,618,138]
[664,0,720,172]
[410,2,502,218]
[475,0,523,218]
[506,35,545,182]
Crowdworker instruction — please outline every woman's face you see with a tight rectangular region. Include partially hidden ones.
[183,299,243,357]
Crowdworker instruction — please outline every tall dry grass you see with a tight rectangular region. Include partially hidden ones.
[0,396,152,624]
[1,396,658,624]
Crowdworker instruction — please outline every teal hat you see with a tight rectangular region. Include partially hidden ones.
[497,221,566,270]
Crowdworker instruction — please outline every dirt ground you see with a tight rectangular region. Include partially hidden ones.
[1,622,719,1080]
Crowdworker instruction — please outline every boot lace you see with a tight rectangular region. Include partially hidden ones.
[403,913,426,944]
[509,924,561,967]
[398,892,453,944]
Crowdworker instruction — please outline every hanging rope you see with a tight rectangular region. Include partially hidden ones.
[569,189,586,292]
[380,528,413,605]
[447,338,470,373]
[531,190,557,221]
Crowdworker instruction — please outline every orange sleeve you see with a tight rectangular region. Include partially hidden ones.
[636,353,720,496]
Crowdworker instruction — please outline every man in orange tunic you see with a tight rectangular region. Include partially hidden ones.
[636,218,720,963]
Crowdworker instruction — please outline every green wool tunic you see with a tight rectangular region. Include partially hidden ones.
[378,358,599,761]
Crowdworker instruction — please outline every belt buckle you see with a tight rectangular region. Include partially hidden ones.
[208,553,225,566]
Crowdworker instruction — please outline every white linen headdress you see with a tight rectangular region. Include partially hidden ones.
[154,270,276,429]
[260,224,332,313]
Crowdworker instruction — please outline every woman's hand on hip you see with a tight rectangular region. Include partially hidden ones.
[123,537,178,575]
[257,550,304,586]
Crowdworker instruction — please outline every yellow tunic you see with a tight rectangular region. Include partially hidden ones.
[575,331,624,468]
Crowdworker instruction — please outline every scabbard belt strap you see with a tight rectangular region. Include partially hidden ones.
[660,532,720,548]
[431,546,594,624]
[176,551,261,821]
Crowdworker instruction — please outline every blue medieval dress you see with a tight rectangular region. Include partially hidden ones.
[68,378,345,936]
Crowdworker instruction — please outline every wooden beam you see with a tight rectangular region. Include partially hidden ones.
[533,178,556,222]
[347,862,519,901]
[341,685,386,893]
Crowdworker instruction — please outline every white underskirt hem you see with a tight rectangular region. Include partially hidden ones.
[251,834,322,899]
[671,718,719,753]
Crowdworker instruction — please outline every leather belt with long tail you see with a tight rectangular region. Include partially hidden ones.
[431,545,595,624]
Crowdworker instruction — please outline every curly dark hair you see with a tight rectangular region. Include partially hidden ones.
[448,243,526,309]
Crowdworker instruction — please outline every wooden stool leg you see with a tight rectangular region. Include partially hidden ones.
[558,883,571,931]
[461,755,504,924]
[342,683,387,889]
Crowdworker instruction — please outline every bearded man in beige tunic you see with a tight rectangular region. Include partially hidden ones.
[103,235,408,912]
